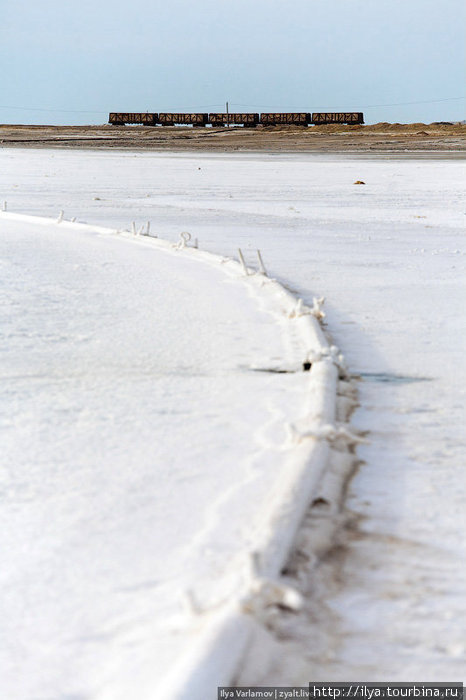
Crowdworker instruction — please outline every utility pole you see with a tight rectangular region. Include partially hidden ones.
[226,101,229,128]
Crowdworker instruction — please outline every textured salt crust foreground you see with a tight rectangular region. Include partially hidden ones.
[1,150,465,688]
[0,212,340,699]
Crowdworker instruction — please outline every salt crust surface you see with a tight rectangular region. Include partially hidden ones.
[0,149,465,693]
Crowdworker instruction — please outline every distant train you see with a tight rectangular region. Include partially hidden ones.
[108,112,364,127]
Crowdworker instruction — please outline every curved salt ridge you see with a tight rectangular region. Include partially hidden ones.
[0,211,338,699]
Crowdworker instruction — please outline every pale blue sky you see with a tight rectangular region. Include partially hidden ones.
[1,0,464,125]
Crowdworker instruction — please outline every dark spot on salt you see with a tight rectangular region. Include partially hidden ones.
[359,372,432,384]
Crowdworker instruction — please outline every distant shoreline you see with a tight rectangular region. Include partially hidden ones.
[1,122,465,153]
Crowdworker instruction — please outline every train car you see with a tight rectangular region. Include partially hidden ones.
[158,113,208,127]
[260,113,311,126]
[208,113,259,127]
[108,112,157,126]
[311,112,364,125]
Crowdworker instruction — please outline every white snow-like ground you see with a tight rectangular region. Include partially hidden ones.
[1,148,465,691]
[1,211,337,699]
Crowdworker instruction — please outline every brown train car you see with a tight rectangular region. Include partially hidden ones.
[108,112,157,126]
[158,113,208,126]
[208,113,259,127]
[311,112,364,125]
[260,113,311,126]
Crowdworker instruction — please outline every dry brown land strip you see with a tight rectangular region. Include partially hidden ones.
[0,123,465,152]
